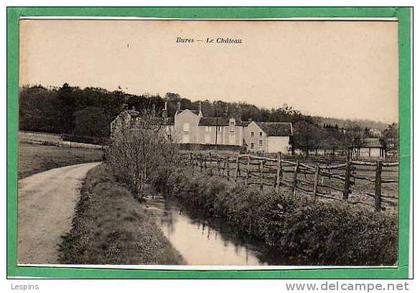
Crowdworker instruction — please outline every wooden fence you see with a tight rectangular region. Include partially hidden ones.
[182,152,399,212]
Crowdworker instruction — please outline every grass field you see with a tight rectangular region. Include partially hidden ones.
[18,142,104,179]
[59,164,184,265]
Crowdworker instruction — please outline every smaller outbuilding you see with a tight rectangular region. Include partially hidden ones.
[244,121,293,154]
[352,138,385,158]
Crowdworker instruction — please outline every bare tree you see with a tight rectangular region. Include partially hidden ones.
[107,109,178,199]
[380,123,399,158]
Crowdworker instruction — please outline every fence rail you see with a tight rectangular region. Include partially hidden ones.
[181,152,399,212]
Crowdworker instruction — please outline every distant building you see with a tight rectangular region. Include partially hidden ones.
[111,102,293,153]
[352,138,385,158]
[110,107,142,139]
[245,121,293,153]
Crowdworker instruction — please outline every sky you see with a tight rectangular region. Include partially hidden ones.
[19,19,398,123]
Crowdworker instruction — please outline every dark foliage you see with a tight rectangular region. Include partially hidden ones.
[20,84,395,151]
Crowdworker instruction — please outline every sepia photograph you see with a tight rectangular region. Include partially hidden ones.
[16,18,400,268]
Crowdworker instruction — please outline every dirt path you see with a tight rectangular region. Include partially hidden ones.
[17,162,101,264]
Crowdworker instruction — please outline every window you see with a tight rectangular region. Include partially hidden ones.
[251,132,254,137]
[251,143,254,149]
[183,123,190,131]
[230,121,235,126]
[260,132,263,137]
[259,140,263,146]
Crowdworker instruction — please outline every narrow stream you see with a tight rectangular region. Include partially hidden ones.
[145,196,286,266]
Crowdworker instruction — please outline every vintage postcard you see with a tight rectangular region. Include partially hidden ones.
[7,7,412,279]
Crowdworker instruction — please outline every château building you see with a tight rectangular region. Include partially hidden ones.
[111,102,293,154]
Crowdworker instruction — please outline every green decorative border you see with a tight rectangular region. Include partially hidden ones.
[7,7,412,279]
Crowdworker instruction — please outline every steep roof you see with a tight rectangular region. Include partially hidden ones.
[176,109,200,116]
[198,117,230,126]
[198,117,251,126]
[255,122,293,136]
[362,138,382,148]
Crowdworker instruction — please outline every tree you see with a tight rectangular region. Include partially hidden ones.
[292,120,323,156]
[347,126,364,149]
[19,85,59,133]
[73,106,109,137]
[55,83,78,133]
[380,123,399,156]
[107,110,178,199]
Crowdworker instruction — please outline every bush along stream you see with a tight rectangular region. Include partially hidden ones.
[59,164,184,265]
[153,167,397,266]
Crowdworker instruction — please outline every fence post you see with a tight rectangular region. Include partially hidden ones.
[190,153,195,175]
[292,160,299,197]
[245,155,250,186]
[209,153,213,176]
[259,160,264,191]
[226,157,230,180]
[313,165,320,201]
[375,160,383,212]
[234,154,240,182]
[205,153,208,170]
[328,164,332,194]
[275,152,282,192]
[343,155,351,201]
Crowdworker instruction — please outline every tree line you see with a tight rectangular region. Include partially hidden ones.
[19,83,398,153]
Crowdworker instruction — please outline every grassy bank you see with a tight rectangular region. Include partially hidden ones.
[19,142,103,178]
[59,164,184,265]
[156,168,397,265]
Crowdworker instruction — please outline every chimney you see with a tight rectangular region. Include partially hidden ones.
[198,101,203,117]
[162,101,168,118]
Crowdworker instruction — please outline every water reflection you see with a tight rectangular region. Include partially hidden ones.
[145,196,288,266]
